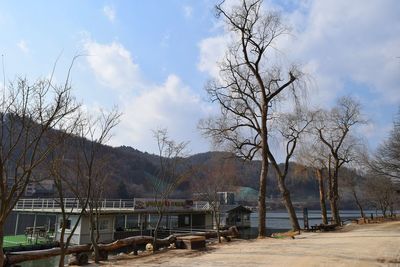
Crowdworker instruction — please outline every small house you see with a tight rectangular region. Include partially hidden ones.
[220,205,252,228]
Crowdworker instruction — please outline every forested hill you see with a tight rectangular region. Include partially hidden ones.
[61,143,322,203]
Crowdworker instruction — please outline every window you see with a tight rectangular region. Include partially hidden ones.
[184,215,190,226]
[95,219,109,231]
[236,215,241,222]
[60,219,71,230]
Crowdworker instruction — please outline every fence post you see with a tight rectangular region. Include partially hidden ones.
[303,208,309,230]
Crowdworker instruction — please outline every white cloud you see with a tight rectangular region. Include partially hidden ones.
[197,35,230,78]
[197,0,400,154]
[115,75,213,153]
[82,39,213,153]
[198,0,400,107]
[283,0,400,106]
[198,0,400,108]
[183,5,193,19]
[83,39,142,92]
[17,40,29,53]
[103,5,116,22]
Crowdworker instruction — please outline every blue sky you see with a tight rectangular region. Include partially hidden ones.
[1,0,399,158]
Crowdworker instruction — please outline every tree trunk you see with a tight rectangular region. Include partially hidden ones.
[316,169,328,224]
[58,250,66,267]
[258,154,268,238]
[389,203,394,217]
[0,224,4,267]
[331,166,341,224]
[58,241,67,267]
[329,198,340,224]
[214,208,221,243]
[89,215,99,263]
[352,189,364,218]
[328,157,340,225]
[380,202,387,218]
[152,213,163,253]
[277,177,300,231]
[58,217,66,267]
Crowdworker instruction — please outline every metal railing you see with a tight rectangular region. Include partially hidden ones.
[13,198,135,211]
[13,198,213,212]
[193,201,210,210]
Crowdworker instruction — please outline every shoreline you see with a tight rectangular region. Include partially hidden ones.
[92,220,400,267]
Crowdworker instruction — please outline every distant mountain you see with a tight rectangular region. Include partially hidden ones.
[1,114,365,211]
[10,122,348,206]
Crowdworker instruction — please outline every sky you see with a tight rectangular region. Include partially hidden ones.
[0,0,399,158]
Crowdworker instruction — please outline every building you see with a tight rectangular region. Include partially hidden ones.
[220,205,252,228]
[217,192,235,205]
[12,198,213,245]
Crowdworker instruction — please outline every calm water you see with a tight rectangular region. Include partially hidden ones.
[19,256,67,267]
[10,209,379,266]
[251,209,370,229]
[235,209,371,239]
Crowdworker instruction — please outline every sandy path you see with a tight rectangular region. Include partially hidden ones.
[98,221,400,267]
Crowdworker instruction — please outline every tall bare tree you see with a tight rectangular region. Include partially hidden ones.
[296,141,330,224]
[0,64,80,266]
[151,129,190,252]
[50,131,88,267]
[368,109,400,183]
[314,96,364,224]
[268,111,313,230]
[200,0,306,237]
[49,108,119,266]
[191,155,236,243]
[79,109,120,263]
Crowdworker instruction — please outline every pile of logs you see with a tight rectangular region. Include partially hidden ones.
[5,226,239,266]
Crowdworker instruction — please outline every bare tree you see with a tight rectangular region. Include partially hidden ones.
[340,169,366,219]
[50,133,88,267]
[268,111,313,230]
[79,109,120,263]
[314,96,365,224]
[191,155,236,243]
[200,0,306,237]
[151,129,190,252]
[296,141,330,224]
[364,175,398,217]
[368,109,400,182]
[0,66,80,266]
[48,108,120,265]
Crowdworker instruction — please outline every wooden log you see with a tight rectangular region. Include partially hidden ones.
[176,236,206,250]
[6,244,91,266]
[96,250,108,261]
[5,227,239,266]
[97,235,176,252]
[5,236,176,266]
[175,226,239,239]
[68,252,89,266]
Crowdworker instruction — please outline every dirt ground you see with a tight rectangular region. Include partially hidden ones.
[93,221,400,267]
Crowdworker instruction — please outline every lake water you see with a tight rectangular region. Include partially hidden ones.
[237,209,372,239]
[19,256,66,267]
[252,209,369,229]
